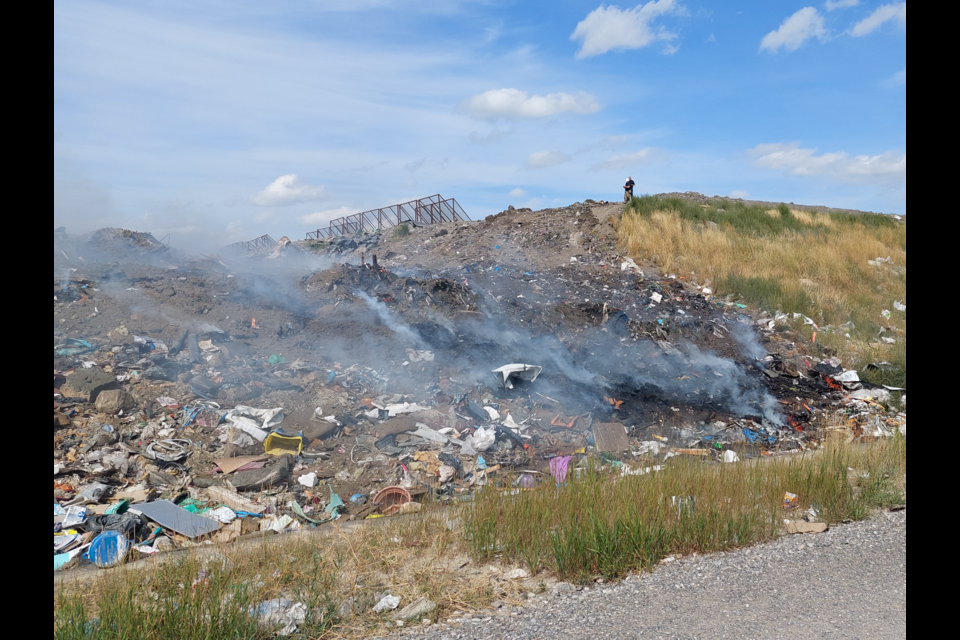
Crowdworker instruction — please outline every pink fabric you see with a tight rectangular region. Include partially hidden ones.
[550,455,573,484]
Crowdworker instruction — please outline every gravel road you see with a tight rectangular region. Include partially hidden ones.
[389,509,906,640]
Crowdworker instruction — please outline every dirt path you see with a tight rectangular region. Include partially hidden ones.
[392,509,907,639]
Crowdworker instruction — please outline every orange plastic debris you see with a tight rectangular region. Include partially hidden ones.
[604,396,624,409]
[550,414,578,428]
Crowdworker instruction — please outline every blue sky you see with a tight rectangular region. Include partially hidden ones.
[54,1,906,249]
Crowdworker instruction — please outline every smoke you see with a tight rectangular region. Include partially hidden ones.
[355,291,423,345]
[731,319,768,362]
[54,223,784,428]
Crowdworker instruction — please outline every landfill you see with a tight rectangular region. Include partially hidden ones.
[53,198,905,570]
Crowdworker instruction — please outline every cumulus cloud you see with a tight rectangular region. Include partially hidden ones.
[524,151,571,169]
[461,88,600,120]
[253,174,326,206]
[824,0,858,10]
[589,148,655,171]
[749,143,906,182]
[850,3,906,36]
[760,7,827,52]
[469,128,512,145]
[299,205,353,226]
[508,187,526,197]
[571,0,684,58]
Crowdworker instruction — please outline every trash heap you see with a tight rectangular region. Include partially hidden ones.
[54,203,905,571]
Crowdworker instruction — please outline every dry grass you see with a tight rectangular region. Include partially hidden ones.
[55,514,521,639]
[615,197,906,385]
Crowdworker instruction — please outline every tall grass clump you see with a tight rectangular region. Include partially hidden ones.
[463,438,905,583]
[616,195,906,386]
[392,223,410,238]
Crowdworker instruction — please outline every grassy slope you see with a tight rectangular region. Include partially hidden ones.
[615,196,906,387]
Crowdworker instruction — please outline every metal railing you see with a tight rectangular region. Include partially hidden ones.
[220,234,277,255]
[306,195,469,240]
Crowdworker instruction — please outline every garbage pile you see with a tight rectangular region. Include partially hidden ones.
[54,206,905,571]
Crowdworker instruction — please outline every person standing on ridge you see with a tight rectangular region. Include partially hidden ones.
[623,176,635,203]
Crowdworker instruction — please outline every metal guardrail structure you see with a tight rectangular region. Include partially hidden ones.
[305,194,469,240]
[220,234,277,255]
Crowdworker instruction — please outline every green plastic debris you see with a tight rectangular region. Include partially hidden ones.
[325,486,344,516]
[177,498,212,515]
[57,339,95,356]
[268,354,286,365]
[105,500,130,515]
[289,486,343,525]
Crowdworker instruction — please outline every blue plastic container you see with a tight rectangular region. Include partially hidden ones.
[85,531,129,568]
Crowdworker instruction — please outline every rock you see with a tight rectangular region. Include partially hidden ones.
[373,594,401,613]
[94,389,133,413]
[392,596,437,621]
[552,581,575,595]
[505,568,529,579]
[60,368,118,403]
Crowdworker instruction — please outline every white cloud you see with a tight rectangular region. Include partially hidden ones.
[469,128,512,145]
[524,151,571,169]
[728,190,749,199]
[760,7,827,52]
[461,88,599,120]
[881,69,906,88]
[749,143,906,182]
[571,0,684,58]
[850,3,906,37]
[589,148,655,171]
[662,43,680,55]
[253,174,326,206]
[299,205,353,226]
[824,0,858,11]
[508,188,526,197]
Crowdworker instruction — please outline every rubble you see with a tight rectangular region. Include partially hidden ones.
[53,206,905,571]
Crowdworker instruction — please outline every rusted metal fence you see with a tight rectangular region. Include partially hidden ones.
[305,195,469,240]
[220,234,277,255]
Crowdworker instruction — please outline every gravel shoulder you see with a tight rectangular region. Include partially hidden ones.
[392,509,906,640]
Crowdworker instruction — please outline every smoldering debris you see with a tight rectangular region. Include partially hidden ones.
[53,211,904,568]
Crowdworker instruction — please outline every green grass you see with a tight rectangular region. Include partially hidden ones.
[392,223,410,239]
[463,437,905,583]
[625,195,811,236]
[714,274,814,316]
